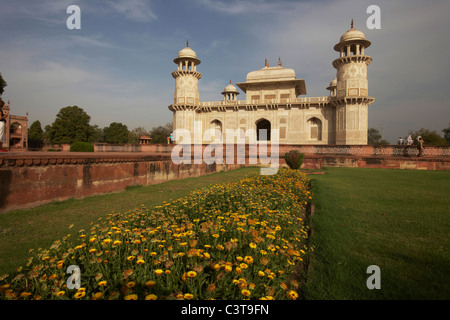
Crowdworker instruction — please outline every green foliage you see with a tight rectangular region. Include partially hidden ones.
[48,106,94,144]
[70,141,94,152]
[284,150,304,169]
[28,120,44,141]
[150,123,172,144]
[409,128,447,146]
[90,125,105,143]
[128,127,148,144]
[368,128,390,145]
[0,72,7,96]
[443,125,450,145]
[103,122,129,144]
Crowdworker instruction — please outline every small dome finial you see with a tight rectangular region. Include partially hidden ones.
[265,58,267,67]
[351,19,354,29]
[278,57,282,67]
[186,40,189,47]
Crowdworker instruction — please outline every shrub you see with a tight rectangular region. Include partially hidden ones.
[70,141,94,152]
[284,150,304,169]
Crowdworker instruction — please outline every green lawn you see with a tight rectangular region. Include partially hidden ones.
[305,167,450,300]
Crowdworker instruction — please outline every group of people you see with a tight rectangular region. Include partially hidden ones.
[397,135,424,157]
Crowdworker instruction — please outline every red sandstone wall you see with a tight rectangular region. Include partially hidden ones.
[0,153,243,212]
[1,147,449,213]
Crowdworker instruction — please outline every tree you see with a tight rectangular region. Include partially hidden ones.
[90,124,105,143]
[48,106,94,144]
[442,125,450,145]
[408,128,446,146]
[28,120,44,141]
[368,128,389,146]
[103,122,129,144]
[128,127,148,144]
[0,72,7,96]
[150,123,172,144]
[28,120,44,150]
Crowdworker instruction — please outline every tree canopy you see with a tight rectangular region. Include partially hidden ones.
[408,128,447,146]
[103,122,129,144]
[0,72,6,96]
[368,128,389,146]
[28,120,44,141]
[150,123,172,144]
[47,106,94,144]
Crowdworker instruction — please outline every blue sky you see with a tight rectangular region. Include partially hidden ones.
[0,0,449,143]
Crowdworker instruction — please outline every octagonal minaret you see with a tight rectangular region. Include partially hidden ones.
[172,40,202,106]
[170,41,203,143]
[331,20,375,145]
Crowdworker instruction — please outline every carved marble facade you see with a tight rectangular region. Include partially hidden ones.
[168,22,374,145]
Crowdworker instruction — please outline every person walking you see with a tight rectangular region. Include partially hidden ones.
[417,137,424,157]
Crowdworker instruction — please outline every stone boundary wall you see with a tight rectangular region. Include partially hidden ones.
[0,153,243,213]
[90,143,450,158]
[1,145,449,212]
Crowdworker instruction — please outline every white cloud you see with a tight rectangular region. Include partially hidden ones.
[195,0,298,15]
[109,0,158,22]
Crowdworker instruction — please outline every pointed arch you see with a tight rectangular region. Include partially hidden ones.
[256,118,271,141]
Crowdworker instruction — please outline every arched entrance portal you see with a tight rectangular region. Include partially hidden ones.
[256,119,271,141]
[307,117,322,141]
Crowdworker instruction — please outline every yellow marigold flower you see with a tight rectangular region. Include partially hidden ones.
[74,291,85,299]
[145,280,156,288]
[56,291,65,297]
[224,265,232,272]
[244,256,254,264]
[236,256,243,261]
[204,245,211,248]
[154,269,164,276]
[145,294,157,300]
[213,264,221,270]
[89,237,97,243]
[258,271,265,277]
[89,248,97,253]
[127,256,135,261]
[239,263,248,269]
[103,238,112,244]
[98,280,107,286]
[134,240,141,244]
[92,292,103,300]
[235,267,242,275]
[241,289,251,297]
[212,234,219,238]
[150,252,157,256]
[136,259,145,265]
[249,242,257,249]
[165,270,171,274]
[287,290,299,300]
[113,240,122,245]
[203,252,210,259]
[184,293,194,300]
[124,294,138,300]
[126,281,136,288]
[187,271,197,278]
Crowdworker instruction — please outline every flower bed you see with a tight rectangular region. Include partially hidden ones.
[0,168,311,300]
